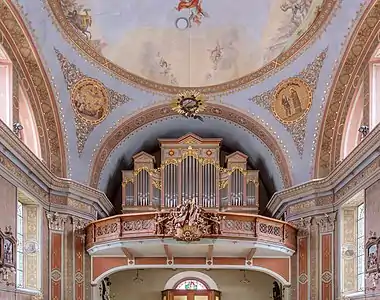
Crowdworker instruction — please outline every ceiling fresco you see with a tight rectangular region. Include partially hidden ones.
[6,0,370,194]
[47,0,334,91]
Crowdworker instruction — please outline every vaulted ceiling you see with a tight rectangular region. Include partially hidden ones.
[5,0,373,197]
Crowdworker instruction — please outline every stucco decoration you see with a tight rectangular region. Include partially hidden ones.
[0,0,66,176]
[45,0,337,92]
[89,103,292,189]
[250,49,327,156]
[316,1,380,178]
[55,49,132,154]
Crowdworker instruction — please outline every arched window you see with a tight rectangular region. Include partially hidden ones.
[0,44,12,127]
[18,87,41,158]
[341,82,364,159]
[175,279,208,290]
[370,44,380,129]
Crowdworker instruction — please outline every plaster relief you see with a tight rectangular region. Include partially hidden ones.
[250,49,327,156]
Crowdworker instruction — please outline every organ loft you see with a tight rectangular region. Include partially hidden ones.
[121,133,259,213]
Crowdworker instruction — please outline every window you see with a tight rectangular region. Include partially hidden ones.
[176,279,207,290]
[340,191,365,296]
[16,201,24,288]
[0,45,12,127]
[357,203,365,292]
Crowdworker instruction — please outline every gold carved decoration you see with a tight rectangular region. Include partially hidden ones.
[71,78,109,125]
[271,78,312,124]
[155,199,223,242]
[171,90,206,121]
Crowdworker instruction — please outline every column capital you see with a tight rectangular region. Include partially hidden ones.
[290,217,312,237]
[316,212,337,233]
[46,211,68,231]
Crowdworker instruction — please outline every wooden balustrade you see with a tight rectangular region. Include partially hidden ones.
[85,211,297,251]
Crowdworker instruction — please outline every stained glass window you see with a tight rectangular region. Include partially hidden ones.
[357,203,365,291]
[176,279,207,290]
[16,201,24,288]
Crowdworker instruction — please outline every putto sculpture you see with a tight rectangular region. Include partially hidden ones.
[155,199,223,242]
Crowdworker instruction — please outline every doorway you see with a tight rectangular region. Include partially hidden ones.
[162,278,221,300]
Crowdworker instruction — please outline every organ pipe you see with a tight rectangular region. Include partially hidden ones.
[121,134,259,213]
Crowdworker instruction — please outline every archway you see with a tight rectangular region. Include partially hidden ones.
[163,272,220,300]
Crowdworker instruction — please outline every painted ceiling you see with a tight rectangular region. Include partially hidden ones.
[6,0,371,199]
[48,0,325,88]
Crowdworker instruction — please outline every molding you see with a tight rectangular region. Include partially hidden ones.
[0,0,66,177]
[267,122,380,218]
[0,120,113,218]
[91,263,291,286]
[89,103,293,189]
[316,0,380,177]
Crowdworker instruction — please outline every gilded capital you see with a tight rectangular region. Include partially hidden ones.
[316,212,336,233]
[72,217,90,232]
[290,217,312,237]
[46,212,67,231]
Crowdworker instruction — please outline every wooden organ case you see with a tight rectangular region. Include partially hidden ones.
[121,133,259,213]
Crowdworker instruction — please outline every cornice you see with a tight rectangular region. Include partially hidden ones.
[267,123,380,216]
[0,121,114,217]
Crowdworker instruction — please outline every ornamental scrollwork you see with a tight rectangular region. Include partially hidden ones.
[46,212,68,231]
[155,199,223,242]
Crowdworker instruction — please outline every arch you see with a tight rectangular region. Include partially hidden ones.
[89,103,292,189]
[164,271,218,290]
[315,1,380,178]
[0,0,66,176]
[91,265,290,286]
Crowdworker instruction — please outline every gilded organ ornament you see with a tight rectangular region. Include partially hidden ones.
[271,78,312,124]
[71,78,109,125]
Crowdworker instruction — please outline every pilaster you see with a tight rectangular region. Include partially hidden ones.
[46,211,67,300]
[316,212,336,300]
[291,217,311,300]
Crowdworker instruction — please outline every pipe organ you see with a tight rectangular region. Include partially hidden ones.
[122,134,259,213]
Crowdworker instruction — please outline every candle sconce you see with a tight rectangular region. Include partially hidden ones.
[0,226,16,286]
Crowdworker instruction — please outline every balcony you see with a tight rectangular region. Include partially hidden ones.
[85,201,297,255]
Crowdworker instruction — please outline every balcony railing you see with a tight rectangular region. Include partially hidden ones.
[85,211,297,251]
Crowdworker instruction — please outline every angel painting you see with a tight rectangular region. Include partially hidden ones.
[176,0,209,27]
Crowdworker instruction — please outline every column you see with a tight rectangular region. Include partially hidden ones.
[316,213,336,300]
[46,211,67,300]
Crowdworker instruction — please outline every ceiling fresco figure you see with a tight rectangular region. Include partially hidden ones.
[175,0,209,27]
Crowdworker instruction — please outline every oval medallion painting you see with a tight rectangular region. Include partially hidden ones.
[271,78,312,124]
[49,0,333,90]
[71,78,109,124]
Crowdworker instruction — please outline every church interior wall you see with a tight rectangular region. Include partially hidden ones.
[106,269,274,300]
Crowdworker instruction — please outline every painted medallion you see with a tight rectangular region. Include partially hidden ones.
[271,78,312,124]
[70,78,109,124]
